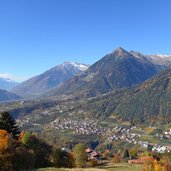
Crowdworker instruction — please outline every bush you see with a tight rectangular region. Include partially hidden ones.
[54,148,74,168]
[22,134,52,168]
[160,156,171,171]
[13,147,35,171]
[0,154,13,171]
[87,159,98,167]
[112,153,121,163]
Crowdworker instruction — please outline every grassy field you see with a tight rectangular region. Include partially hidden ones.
[37,163,143,171]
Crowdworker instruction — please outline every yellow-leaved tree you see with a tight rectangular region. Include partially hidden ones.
[0,129,12,154]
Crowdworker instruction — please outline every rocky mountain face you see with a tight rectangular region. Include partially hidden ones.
[12,62,89,98]
[45,47,160,98]
[0,78,19,91]
[0,89,21,102]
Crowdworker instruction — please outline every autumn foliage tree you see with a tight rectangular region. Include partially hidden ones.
[0,129,13,171]
[0,129,13,154]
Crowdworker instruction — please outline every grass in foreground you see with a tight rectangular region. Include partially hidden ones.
[37,163,143,171]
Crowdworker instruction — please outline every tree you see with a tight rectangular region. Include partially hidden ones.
[20,132,33,145]
[0,112,20,139]
[73,144,87,168]
[0,129,14,171]
[54,148,74,168]
[122,149,130,161]
[129,147,138,159]
[21,133,52,168]
[13,147,35,171]
[0,129,13,154]
[0,154,13,171]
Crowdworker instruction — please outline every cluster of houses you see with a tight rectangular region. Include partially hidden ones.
[85,148,101,160]
[50,118,106,135]
[107,126,171,153]
[154,129,171,140]
[107,126,141,144]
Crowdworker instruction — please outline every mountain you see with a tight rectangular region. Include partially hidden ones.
[130,51,171,70]
[7,67,171,125]
[0,78,19,91]
[76,67,171,123]
[45,47,159,98]
[0,89,21,102]
[12,62,89,98]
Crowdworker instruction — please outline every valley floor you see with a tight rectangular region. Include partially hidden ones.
[37,163,143,171]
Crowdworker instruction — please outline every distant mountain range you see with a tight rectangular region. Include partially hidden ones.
[7,66,171,125]
[0,89,21,102]
[130,51,171,70]
[12,62,89,98]
[1,47,171,125]
[0,77,19,91]
[45,47,171,98]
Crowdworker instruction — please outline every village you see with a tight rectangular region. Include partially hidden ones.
[46,118,171,154]
[16,115,171,155]
[50,118,106,135]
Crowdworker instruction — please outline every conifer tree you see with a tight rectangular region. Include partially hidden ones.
[0,112,20,139]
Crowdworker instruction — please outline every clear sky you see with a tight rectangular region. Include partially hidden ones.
[0,0,171,81]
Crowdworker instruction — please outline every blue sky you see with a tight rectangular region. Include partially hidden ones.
[0,0,171,81]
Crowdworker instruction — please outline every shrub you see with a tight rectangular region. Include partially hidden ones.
[13,147,35,171]
[87,159,98,167]
[0,154,13,171]
[22,134,52,168]
[112,153,121,163]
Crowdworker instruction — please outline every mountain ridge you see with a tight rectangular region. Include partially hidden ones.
[12,62,89,98]
[45,47,161,98]
[0,89,21,102]
[0,77,19,91]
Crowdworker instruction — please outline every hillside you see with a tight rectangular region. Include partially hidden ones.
[0,89,21,102]
[45,47,159,98]
[12,62,89,98]
[3,68,171,127]
[73,67,171,123]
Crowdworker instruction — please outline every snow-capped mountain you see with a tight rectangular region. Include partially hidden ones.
[45,47,159,98]
[152,54,171,58]
[130,51,171,69]
[12,62,89,98]
[66,62,89,71]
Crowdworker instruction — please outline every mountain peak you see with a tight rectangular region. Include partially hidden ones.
[61,61,89,71]
[115,46,125,51]
[12,61,89,98]
[110,47,130,58]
